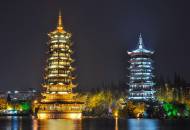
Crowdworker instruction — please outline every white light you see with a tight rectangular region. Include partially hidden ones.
[14,90,19,94]
[57,92,68,94]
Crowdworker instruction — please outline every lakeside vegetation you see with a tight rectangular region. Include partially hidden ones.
[0,74,190,119]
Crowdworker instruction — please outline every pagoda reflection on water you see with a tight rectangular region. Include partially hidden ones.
[36,11,83,119]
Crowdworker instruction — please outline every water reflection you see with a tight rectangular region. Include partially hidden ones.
[11,117,21,130]
[0,116,24,130]
[128,119,159,130]
[32,119,82,130]
[1,116,190,130]
[33,119,38,130]
[115,118,118,130]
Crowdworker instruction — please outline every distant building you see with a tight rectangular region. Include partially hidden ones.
[0,89,38,102]
[0,91,7,98]
[184,87,190,101]
[127,34,155,101]
[7,89,38,101]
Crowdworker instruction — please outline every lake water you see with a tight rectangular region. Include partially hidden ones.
[0,116,189,130]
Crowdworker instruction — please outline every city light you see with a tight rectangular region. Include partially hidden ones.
[37,113,47,119]
[68,113,82,119]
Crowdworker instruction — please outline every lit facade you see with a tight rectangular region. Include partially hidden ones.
[128,34,155,101]
[36,12,83,119]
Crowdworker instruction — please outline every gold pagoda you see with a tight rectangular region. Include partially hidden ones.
[36,11,83,119]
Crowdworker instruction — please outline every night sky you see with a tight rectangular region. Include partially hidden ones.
[0,0,189,91]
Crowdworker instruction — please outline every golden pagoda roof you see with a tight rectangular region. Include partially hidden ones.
[48,11,71,37]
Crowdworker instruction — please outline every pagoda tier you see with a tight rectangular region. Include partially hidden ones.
[43,84,76,92]
[41,92,77,102]
[44,23,74,88]
[36,11,83,119]
[127,34,155,101]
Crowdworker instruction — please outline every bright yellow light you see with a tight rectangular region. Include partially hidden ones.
[37,113,47,119]
[68,113,82,119]
[7,106,13,110]
[114,111,118,118]
[34,100,38,104]
[136,113,141,118]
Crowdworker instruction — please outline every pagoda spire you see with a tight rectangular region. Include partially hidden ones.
[57,11,64,31]
[138,33,144,49]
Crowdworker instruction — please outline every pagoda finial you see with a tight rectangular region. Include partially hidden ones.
[138,33,144,49]
[57,10,64,31]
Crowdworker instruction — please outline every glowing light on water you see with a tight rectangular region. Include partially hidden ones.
[36,119,82,130]
[128,119,159,130]
[115,118,118,130]
[37,113,82,119]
